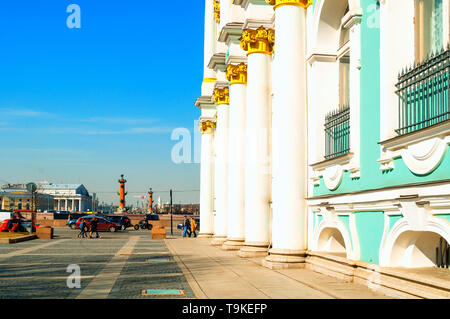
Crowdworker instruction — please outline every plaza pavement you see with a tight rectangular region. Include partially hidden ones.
[0,227,391,299]
[0,228,195,299]
[165,235,392,299]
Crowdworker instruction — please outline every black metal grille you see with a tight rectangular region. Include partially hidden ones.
[436,237,449,269]
[324,106,350,160]
[395,46,450,136]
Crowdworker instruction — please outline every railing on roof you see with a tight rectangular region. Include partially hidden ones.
[395,45,450,136]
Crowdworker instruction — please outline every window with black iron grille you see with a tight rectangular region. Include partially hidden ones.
[395,46,449,136]
[324,106,350,160]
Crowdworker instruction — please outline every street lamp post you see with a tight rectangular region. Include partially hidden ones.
[26,183,37,233]
[170,189,173,235]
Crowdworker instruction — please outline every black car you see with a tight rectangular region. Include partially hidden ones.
[105,215,132,231]
[146,214,160,221]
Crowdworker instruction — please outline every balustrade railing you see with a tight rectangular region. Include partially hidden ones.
[324,105,350,160]
[436,237,449,269]
[395,46,450,135]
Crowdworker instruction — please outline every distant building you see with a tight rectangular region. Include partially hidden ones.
[38,183,93,212]
[0,184,54,212]
[157,203,199,215]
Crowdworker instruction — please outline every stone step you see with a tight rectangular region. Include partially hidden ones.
[306,251,450,299]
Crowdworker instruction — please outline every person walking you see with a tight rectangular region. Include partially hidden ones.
[77,219,87,238]
[184,216,191,237]
[89,217,100,239]
[189,217,197,238]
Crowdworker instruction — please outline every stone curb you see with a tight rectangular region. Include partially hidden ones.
[0,234,37,244]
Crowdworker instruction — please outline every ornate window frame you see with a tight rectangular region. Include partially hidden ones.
[307,0,362,191]
[378,0,450,175]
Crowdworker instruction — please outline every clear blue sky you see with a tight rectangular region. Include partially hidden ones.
[0,1,205,206]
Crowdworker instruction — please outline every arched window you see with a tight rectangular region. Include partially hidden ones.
[415,0,444,62]
[308,0,362,188]
[339,5,351,108]
[378,0,449,173]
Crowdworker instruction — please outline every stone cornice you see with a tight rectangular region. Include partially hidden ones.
[226,54,247,66]
[341,9,363,29]
[239,0,270,10]
[306,52,337,65]
[243,19,274,31]
[310,153,354,171]
[208,53,227,72]
[214,80,229,90]
[378,121,450,151]
[219,22,244,45]
[195,96,215,109]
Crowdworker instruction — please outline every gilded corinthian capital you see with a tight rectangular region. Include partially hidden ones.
[213,87,230,105]
[265,0,312,9]
[226,63,247,85]
[213,0,220,23]
[199,120,216,134]
[240,26,275,56]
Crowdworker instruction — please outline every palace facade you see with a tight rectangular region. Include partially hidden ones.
[38,183,94,212]
[195,0,450,297]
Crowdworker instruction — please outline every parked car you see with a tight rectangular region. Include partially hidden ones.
[67,219,78,229]
[75,216,120,233]
[105,215,132,231]
[0,218,40,233]
[67,214,88,229]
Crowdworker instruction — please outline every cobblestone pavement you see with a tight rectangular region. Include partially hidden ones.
[0,227,194,299]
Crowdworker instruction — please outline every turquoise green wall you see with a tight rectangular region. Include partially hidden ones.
[388,214,403,232]
[312,0,450,197]
[317,214,323,228]
[435,214,450,223]
[314,150,450,196]
[354,211,385,264]
[337,215,353,249]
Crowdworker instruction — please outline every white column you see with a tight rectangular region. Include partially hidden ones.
[79,199,82,212]
[237,34,273,256]
[65,199,68,211]
[348,16,362,176]
[223,63,247,250]
[199,121,216,237]
[71,199,75,212]
[57,199,61,211]
[219,0,231,31]
[211,88,230,245]
[263,3,309,269]
[203,0,217,86]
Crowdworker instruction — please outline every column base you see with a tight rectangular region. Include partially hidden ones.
[237,242,269,258]
[221,238,245,250]
[261,248,307,270]
[210,236,227,246]
[198,232,214,238]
